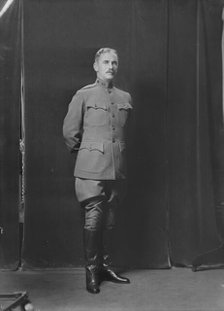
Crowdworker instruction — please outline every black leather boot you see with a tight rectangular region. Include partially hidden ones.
[86,261,100,294]
[100,229,130,284]
[101,254,130,284]
[84,229,100,294]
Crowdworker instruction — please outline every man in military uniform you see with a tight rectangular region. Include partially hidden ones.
[63,47,132,294]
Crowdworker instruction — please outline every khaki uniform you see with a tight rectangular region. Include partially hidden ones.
[63,77,132,290]
[63,79,133,181]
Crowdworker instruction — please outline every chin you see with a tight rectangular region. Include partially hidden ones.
[106,75,114,79]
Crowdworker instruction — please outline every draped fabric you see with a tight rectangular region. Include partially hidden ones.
[0,0,21,268]
[168,0,222,266]
[218,5,224,220]
[0,0,223,269]
[192,1,224,270]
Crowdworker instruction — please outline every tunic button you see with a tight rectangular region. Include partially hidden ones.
[112,114,115,118]
[112,138,115,142]
[111,102,114,105]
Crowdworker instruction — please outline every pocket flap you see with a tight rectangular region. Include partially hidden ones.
[117,103,133,110]
[79,141,104,153]
[86,102,107,111]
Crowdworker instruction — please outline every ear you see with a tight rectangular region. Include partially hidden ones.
[93,61,98,72]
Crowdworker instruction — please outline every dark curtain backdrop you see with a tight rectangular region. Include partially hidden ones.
[168,0,222,265]
[0,0,21,269]
[21,0,222,268]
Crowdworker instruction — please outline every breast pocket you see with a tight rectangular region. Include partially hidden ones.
[85,102,108,126]
[117,103,133,127]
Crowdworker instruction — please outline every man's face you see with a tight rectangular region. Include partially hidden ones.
[94,52,118,82]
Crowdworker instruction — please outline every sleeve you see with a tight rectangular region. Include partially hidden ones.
[126,92,135,149]
[62,91,84,153]
[128,92,133,107]
[127,92,134,119]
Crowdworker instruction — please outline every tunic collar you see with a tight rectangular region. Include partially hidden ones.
[96,78,114,90]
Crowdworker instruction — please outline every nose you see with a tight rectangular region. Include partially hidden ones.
[109,62,113,69]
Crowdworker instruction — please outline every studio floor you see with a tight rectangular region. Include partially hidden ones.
[0,268,224,311]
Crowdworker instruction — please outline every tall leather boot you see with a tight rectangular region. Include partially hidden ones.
[84,229,100,294]
[100,230,130,284]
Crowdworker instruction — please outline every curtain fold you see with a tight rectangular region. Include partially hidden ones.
[0,0,21,269]
[192,1,224,270]
[167,0,221,266]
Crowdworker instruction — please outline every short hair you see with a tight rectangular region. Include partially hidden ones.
[94,47,118,62]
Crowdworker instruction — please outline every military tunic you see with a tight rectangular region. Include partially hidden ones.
[63,79,132,180]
